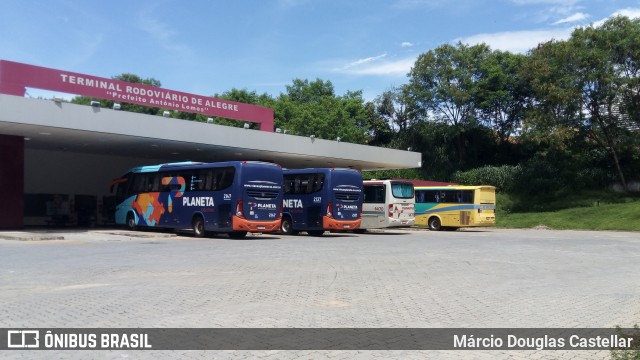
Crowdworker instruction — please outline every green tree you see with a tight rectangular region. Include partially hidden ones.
[361,101,393,146]
[407,42,490,126]
[273,79,369,144]
[406,42,492,167]
[204,88,276,128]
[527,17,640,192]
[475,50,529,148]
[373,86,413,132]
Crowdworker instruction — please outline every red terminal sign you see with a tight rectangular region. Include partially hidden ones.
[0,60,274,131]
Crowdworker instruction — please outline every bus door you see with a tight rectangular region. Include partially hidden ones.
[362,182,386,228]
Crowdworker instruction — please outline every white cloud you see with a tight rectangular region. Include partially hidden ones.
[341,53,388,70]
[401,42,414,47]
[592,8,640,27]
[459,6,640,54]
[138,11,193,55]
[611,7,640,19]
[334,56,416,76]
[458,28,574,53]
[392,0,446,9]
[553,12,589,24]
[510,0,582,5]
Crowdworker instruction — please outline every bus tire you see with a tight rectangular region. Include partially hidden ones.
[307,230,325,236]
[428,217,442,231]
[281,216,297,235]
[126,212,137,230]
[228,231,247,239]
[192,215,205,238]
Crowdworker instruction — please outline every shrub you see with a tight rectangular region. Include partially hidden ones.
[451,165,522,192]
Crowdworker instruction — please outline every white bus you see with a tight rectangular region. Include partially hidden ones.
[358,179,415,231]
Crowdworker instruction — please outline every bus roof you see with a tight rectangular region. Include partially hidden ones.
[363,178,458,186]
[283,168,359,174]
[413,185,496,190]
[127,160,280,173]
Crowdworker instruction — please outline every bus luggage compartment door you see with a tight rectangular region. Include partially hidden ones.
[307,205,322,227]
[460,211,471,225]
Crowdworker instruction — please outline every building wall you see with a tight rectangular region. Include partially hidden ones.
[0,134,24,229]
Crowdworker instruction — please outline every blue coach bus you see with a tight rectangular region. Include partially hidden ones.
[111,161,283,238]
[281,168,363,236]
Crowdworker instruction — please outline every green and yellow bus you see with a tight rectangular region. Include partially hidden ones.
[414,185,496,231]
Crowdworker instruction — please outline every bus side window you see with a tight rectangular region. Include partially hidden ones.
[131,174,147,194]
[312,174,324,193]
[463,190,474,204]
[212,167,235,190]
[294,176,301,194]
[283,176,292,194]
[204,170,213,191]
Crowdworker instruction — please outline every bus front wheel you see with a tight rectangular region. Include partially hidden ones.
[126,212,137,230]
[192,216,205,238]
[428,217,442,231]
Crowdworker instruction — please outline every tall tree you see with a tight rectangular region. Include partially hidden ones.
[406,42,490,126]
[527,17,639,192]
[475,50,529,147]
[406,42,491,167]
[373,86,413,132]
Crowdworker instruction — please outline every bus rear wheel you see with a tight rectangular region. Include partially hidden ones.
[192,216,205,238]
[428,217,442,231]
[126,212,137,230]
[228,231,247,239]
[280,216,298,235]
[307,230,325,236]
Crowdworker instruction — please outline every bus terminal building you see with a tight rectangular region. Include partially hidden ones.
[0,60,421,229]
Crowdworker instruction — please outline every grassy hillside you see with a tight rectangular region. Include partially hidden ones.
[497,196,640,231]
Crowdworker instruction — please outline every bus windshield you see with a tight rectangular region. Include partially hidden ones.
[391,182,414,199]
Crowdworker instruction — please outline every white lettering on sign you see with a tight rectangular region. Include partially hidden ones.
[58,73,239,112]
[257,203,277,209]
[283,199,303,209]
[182,197,214,207]
[59,74,122,91]
[341,205,358,211]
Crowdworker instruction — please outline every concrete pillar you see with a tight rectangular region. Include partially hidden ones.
[0,134,24,229]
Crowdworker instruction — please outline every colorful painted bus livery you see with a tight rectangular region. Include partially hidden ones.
[111,161,283,238]
[414,185,496,231]
[281,168,363,236]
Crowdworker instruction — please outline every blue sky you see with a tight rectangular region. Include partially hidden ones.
[1,0,639,101]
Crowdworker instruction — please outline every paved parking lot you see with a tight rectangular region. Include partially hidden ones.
[1,227,639,359]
